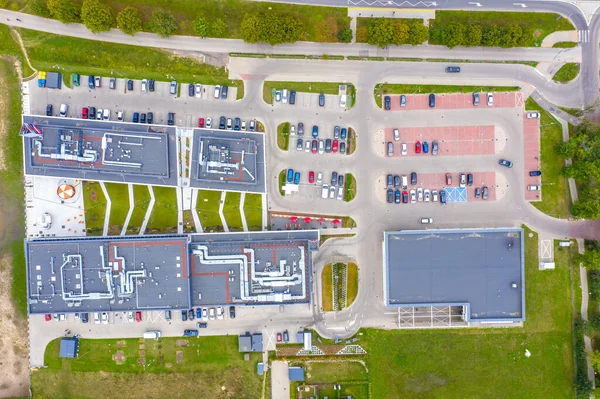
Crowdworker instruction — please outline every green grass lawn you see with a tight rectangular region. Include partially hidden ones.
[104,183,130,235]
[527,98,569,219]
[83,181,107,235]
[429,11,574,47]
[321,264,333,311]
[277,122,290,151]
[347,262,358,307]
[196,190,223,231]
[360,225,574,398]
[18,28,240,88]
[553,63,580,83]
[278,170,286,196]
[126,185,151,234]
[0,24,35,78]
[374,83,519,107]
[243,193,262,231]
[223,192,243,231]
[31,336,263,398]
[553,42,578,48]
[263,81,343,104]
[306,361,368,382]
[145,186,177,233]
[344,173,356,202]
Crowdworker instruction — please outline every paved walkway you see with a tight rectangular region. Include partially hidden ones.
[541,30,578,48]
[176,187,184,234]
[120,183,135,236]
[348,8,435,21]
[99,181,111,236]
[271,361,290,399]
[191,189,203,233]
[218,191,229,232]
[139,185,155,235]
[239,192,249,232]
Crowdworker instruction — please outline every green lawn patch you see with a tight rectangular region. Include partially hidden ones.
[429,11,574,47]
[559,106,584,118]
[126,185,151,235]
[362,225,575,398]
[145,186,177,233]
[104,183,130,235]
[321,264,333,311]
[306,361,368,382]
[196,190,223,231]
[553,63,580,83]
[0,24,35,78]
[344,173,356,202]
[278,170,286,197]
[223,192,243,231]
[277,122,290,151]
[83,181,107,235]
[553,41,578,48]
[347,262,358,307]
[527,98,569,218]
[319,234,355,245]
[243,193,262,231]
[374,83,519,107]
[263,81,343,104]
[32,336,263,398]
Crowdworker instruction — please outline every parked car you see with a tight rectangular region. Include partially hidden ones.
[325,139,332,153]
[109,77,116,89]
[410,189,416,204]
[334,126,340,139]
[140,113,146,124]
[197,322,208,328]
[214,85,221,98]
[424,189,430,202]
[59,103,68,117]
[319,93,325,107]
[198,118,204,128]
[148,79,155,92]
[282,89,288,103]
[88,75,95,89]
[401,143,407,156]
[102,108,110,121]
[337,186,344,200]
[429,94,435,108]
[73,73,80,86]
[289,90,296,105]
[81,107,88,119]
[322,184,329,199]
[183,329,198,337]
[420,217,434,224]
[329,186,335,199]
[415,141,421,154]
[467,173,473,186]
[127,79,133,91]
[432,140,438,155]
[528,185,541,191]
[101,312,108,324]
[319,140,325,154]
[387,189,394,203]
[298,122,304,136]
[487,92,494,106]
[309,171,315,184]
[294,172,301,185]
[529,170,542,176]
[311,140,318,154]
[141,79,147,92]
[133,112,139,123]
[283,330,289,342]
[411,172,417,185]
[387,142,394,157]
[338,174,344,186]
[188,309,195,321]
[312,125,319,138]
[275,90,281,102]
[417,188,423,202]
[206,117,212,129]
[170,80,177,95]
[221,85,228,99]
[181,310,187,321]
[219,116,226,129]
[459,173,466,188]
[165,310,171,321]
[234,117,241,131]
[400,95,406,107]
[499,159,513,168]
[384,96,391,110]
[432,190,438,202]
[46,104,52,116]
[195,84,202,98]
[340,142,346,154]
[422,141,429,154]
[296,138,303,151]
[393,175,400,189]
[277,332,283,343]
[81,313,88,323]
[341,128,347,140]
[94,76,101,87]
[473,92,479,106]
[147,112,153,123]
[445,66,460,73]
[475,187,481,198]
[332,139,339,153]
[229,306,236,319]
[96,108,102,120]
[445,173,452,186]
[440,190,447,204]
[393,129,400,141]
[387,174,393,187]
[526,111,541,119]
[135,311,142,322]
[330,172,338,186]
[287,169,294,183]
[167,112,175,126]
[188,83,195,97]
[394,189,401,204]
[117,110,124,122]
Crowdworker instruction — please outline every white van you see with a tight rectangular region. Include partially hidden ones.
[282,89,288,104]
[143,331,161,340]
[401,175,408,190]
[102,109,110,121]
[59,103,68,117]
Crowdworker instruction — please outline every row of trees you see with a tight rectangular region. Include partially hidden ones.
[430,23,534,48]
[555,122,600,219]
[240,12,304,45]
[366,18,429,48]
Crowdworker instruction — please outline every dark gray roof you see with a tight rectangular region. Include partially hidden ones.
[46,72,62,89]
[238,334,252,352]
[384,228,525,322]
[59,337,78,358]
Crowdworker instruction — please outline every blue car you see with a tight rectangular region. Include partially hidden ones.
[287,169,294,183]
[429,94,435,108]
[196,308,202,319]
[395,190,401,204]
[312,125,319,138]
[183,329,198,337]
[422,141,429,154]
[294,172,301,185]
[88,75,95,89]
[341,128,347,140]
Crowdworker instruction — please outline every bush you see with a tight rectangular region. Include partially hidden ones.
[338,27,352,43]
[193,16,209,37]
[240,12,304,45]
[31,0,51,17]
[81,0,114,34]
[589,270,600,299]
[148,9,178,38]
[211,18,227,38]
[407,21,429,45]
[46,0,80,23]
[117,6,142,36]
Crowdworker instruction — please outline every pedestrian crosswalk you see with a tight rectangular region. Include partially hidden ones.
[578,30,589,43]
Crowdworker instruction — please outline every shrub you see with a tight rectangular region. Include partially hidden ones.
[193,16,209,37]
[81,0,114,34]
[117,6,142,36]
[46,0,80,23]
[148,9,178,38]
[338,27,352,43]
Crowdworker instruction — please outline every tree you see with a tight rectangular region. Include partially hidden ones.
[482,25,501,47]
[279,14,304,43]
[240,13,261,42]
[570,191,600,220]
[211,18,227,38]
[367,18,394,48]
[390,20,409,45]
[465,25,482,46]
[148,9,178,38]
[117,6,142,36]
[441,23,466,48]
[31,0,51,17]
[193,16,210,37]
[500,24,523,48]
[338,27,352,43]
[407,22,429,45]
[46,0,80,23]
[81,0,114,34]
[315,17,338,43]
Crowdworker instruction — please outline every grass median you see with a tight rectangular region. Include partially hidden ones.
[126,184,151,234]
[243,193,262,231]
[553,62,580,83]
[145,186,178,233]
[223,191,243,231]
[277,122,290,151]
[553,42,578,48]
[344,173,356,202]
[196,189,223,231]
[105,183,130,235]
[263,81,343,104]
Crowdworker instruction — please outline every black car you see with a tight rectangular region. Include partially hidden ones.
[319,93,325,107]
[197,322,208,328]
[330,172,338,186]
[89,106,96,118]
[181,310,188,322]
[148,79,155,92]
[394,175,400,189]
[219,116,226,129]
[140,113,146,124]
[289,90,296,105]
[325,139,332,153]
[147,112,153,124]
[81,313,88,323]
[229,306,236,319]
[529,170,542,176]
[188,84,195,97]
[395,189,401,204]
[127,79,133,91]
[467,173,473,186]
[188,309,195,321]
[387,189,394,203]
[387,174,393,187]
[475,187,481,198]
[45,104,53,116]
[221,85,228,99]
[384,96,391,110]
[429,94,435,108]
[338,174,344,186]
[132,112,139,123]
[411,172,417,185]
[165,310,171,321]
[234,117,241,131]
[445,66,461,73]
[167,112,175,126]
[499,159,513,168]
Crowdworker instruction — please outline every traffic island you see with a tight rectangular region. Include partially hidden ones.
[321,262,358,311]
[277,122,290,151]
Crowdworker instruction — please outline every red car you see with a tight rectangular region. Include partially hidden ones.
[402,191,409,204]
[44,313,51,321]
[81,107,89,119]
[308,171,315,184]
[135,311,142,322]
[332,139,339,153]
[445,173,452,185]
[277,332,283,343]
[415,141,421,154]
[198,118,204,128]
[311,140,318,154]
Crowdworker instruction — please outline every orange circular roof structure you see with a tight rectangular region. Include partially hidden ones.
[57,184,76,200]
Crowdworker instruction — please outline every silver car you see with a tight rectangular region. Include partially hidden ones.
[410,189,416,204]
[417,188,423,202]
[337,186,344,200]
[329,186,336,199]
[387,142,394,157]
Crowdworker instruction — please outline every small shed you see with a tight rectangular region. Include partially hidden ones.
[252,333,263,352]
[46,72,62,89]
[303,330,312,351]
[238,333,252,352]
[257,362,264,375]
[289,367,305,381]
[59,337,79,358]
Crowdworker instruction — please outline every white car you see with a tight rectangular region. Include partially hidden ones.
[94,76,101,87]
[141,79,147,93]
[305,141,310,152]
[417,188,423,202]
[275,90,282,102]
[202,308,208,321]
[127,311,134,322]
[340,94,347,108]
[432,190,439,202]
[282,89,288,104]
[424,189,430,202]
[59,103,68,117]
[101,312,109,324]
[102,108,110,121]
[321,184,329,199]
[226,118,233,130]
[317,173,323,184]
[195,84,202,98]
[487,92,494,106]
[459,173,466,188]
[206,117,212,129]
[241,120,247,130]
[337,186,344,200]
[329,186,335,199]
[526,111,540,119]
[214,85,221,98]
[209,307,216,320]
[96,108,103,120]
[216,306,224,319]
[318,140,325,154]
[290,125,296,136]
[419,217,433,224]
[401,143,408,156]
[393,129,400,141]
[410,189,416,204]
[116,110,124,121]
[528,185,541,191]
[94,312,100,324]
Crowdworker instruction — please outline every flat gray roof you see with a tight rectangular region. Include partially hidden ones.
[384,228,524,322]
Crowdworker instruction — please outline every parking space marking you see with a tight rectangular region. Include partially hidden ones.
[522,115,541,202]
[387,92,519,112]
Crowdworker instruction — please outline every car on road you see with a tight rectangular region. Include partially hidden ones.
[319,140,325,154]
[529,170,542,176]
[221,85,228,99]
[487,92,494,106]
[287,169,294,183]
[294,172,301,185]
[440,190,447,204]
[429,94,435,108]
[394,189,401,204]
[420,217,434,224]
[319,93,325,107]
[467,173,473,186]
[411,172,417,185]
[135,311,142,322]
[528,185,541,191]
[170,80,177,95]
[215,85,221,98]
[229,306,235,319]
[422,141,428,154]
[312,125,319,138]
[329,186,335,199]
[475,187,481,198]
[482,186,489,200]
[109,77,115,89]
[188,83,194,97]
[298,123,304,136]
[290,90,296,104]
[424,189,430,202]
[401,143,407,156]
[400,95,406,107]
[445,173,452,186]
[341,128,347,140]
[473,92,479,106]
[198,118,204,128]
[340,142,346,154]
[393,129,400,141]
[334,125,340,139]
[445,66,460,73]
[410,189,416,204]
[325,139,332,153]
[149,79,155,92]
[195,83,202,98]
[277,332,283,343]
[309,171,315,184]
[384,96,391,110]
[417,188,423,202]
[296,138,303,151]
[322,184,329,199]
[387,189,394,203]
[499,159,513,168]
[459,173,466,188]
[526,111,540,119]
[432,190,438,202]
[181,310,187,321]
[415,141,421,154]
[141,79,147,92]
[432,140,438,155]
[387,142,394,157]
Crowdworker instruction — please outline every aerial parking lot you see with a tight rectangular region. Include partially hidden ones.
[383,91,524,111]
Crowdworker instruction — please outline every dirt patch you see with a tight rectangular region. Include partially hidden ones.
[137,358,146,365]
[116,341,126,348]
[176,351,183,364]
[138,350,145,357]
[138,344,145,350]
[176,340,189,347]
[112,350,126,365]
[165,363,172,368]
